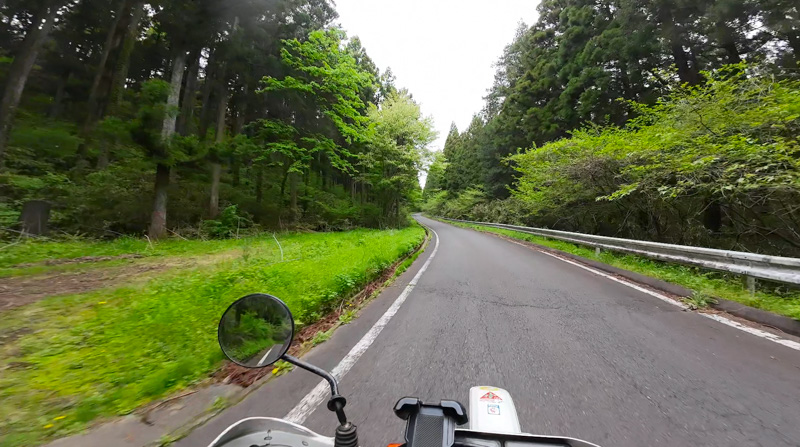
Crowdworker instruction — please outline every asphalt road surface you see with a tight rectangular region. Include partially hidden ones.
[179,215,800,447]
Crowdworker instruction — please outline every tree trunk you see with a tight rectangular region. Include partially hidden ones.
[107,3,144,115]
[231,158,240,186]
[395,197,400,225]
[209,162,221,218]
[48,69,70,118]
[255,166,263,204]
[670,42,700,85]
[161,52,187,141]
[787,31,800,62]
[214,85,227,142]
[83,0,128,132]
[660,7,700,86]
[703,200,722,233]
[230,82,248,133]
[208,85,227,218]
[198,50,217,140]
[148,52,185,238]
[279,167,290,215]
[0,5,58,165]
[20,200,51,235]
[199,16,238,140]
[716,23,741,64]
[149,163,170,239]
[96,147,110,169]
[177,49,200,136]
[289,173,298,222]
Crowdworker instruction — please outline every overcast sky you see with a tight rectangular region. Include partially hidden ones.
[333,0,539,152]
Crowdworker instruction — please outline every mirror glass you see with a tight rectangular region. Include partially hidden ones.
[218,293,294,367]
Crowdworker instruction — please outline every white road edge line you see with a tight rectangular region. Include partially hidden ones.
[285,226,441,424]
[501,237,800,352]
[258,345,277,367]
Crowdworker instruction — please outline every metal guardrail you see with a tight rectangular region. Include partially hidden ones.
[442,218,800,288]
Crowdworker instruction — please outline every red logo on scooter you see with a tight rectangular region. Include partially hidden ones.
[479,392,502,402]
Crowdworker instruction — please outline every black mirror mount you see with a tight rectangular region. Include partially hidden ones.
[282,353,350,426]
[282,354,358,447]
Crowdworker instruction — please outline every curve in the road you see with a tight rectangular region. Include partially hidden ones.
[179,215,800,447]
[285,226,440,424]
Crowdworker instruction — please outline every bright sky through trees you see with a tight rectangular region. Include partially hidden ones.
[334,0,539,151]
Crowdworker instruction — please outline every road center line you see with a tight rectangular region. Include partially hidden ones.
[501,237,800,352]
[285,225,440,424]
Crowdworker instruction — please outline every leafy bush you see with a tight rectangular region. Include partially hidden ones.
[508,66,800,255]
[0,202,19,229]
[6,113,83,174]
[201,205,254,239]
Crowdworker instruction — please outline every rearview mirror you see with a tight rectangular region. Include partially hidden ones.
[217,293,294,368]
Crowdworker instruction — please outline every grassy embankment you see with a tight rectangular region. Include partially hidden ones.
[0,225,425,446]
[447,221,800,320]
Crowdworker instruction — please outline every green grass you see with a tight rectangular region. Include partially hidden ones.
[310,329,333,346]
[0,236,259,277]
[0,226,425,447]
[449,221,800,321]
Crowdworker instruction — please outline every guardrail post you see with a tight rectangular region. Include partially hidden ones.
[745,276,756,295]
[595,247,601,257]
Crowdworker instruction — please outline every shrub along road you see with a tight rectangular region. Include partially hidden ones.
[178,215,800,447]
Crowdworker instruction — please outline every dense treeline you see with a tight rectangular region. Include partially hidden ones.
[0,0,433,239]
[425,0,800,256]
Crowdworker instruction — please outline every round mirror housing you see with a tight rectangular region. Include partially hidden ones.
[217,293,294,368]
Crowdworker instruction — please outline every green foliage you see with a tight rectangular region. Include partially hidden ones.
[310,329,332,346]
[0,202,19,228]
[7,115,83,169]
[428,0,800,246]
[441,118,487,193]
[684,292,718,310]
[0,225,425,446]
[1,1,427,238]
[338,308,357,324]
[201,205,254,239]
[271,359,294,376]
[258,29,374,175]
[361,91,435,227]
[129,80,170,158]
[510,68,800,254]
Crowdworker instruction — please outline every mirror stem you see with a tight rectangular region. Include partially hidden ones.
[282,354,339,396]
[282,354,349,425]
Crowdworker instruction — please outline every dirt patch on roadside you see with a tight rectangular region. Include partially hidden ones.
[12,253,144,268]
[0,263,165,311]
[0,250,243,312]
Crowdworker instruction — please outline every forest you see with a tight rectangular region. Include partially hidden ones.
[424,0,800,257]
[0,0,434,239]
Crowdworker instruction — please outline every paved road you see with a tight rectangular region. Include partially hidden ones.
[180,215,800,447]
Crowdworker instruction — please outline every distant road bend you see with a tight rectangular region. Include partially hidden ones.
[180,215,800,447]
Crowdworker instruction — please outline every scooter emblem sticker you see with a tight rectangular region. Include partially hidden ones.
[479,392,502,402]
[487,404,501,415]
